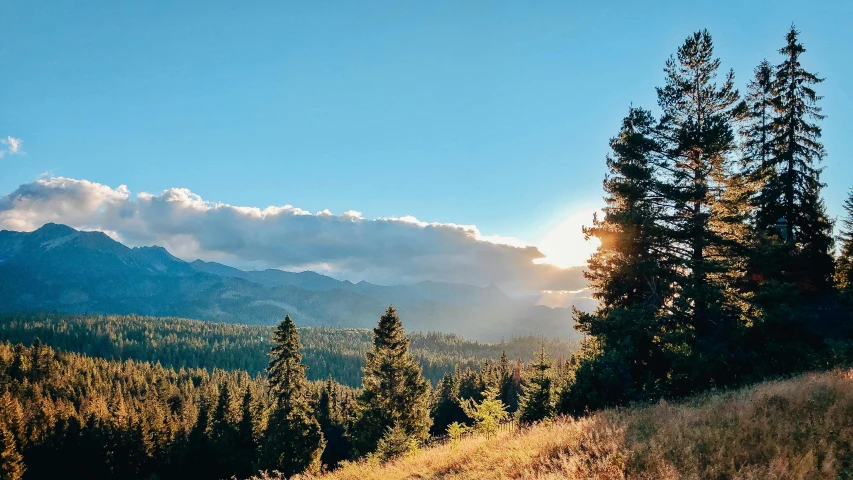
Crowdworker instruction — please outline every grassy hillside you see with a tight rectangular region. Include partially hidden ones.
[302,369,853,480]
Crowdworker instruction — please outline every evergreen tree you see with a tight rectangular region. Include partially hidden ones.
[29,338,51,383]
[762,25,834,291]
[836,188,853,296]
[315,377,353,468]
[210,383,239,479]
[234,385,258,478]
[185,397,217,479]
[741,60,776,225]
[517,345,554,424]
[564,107,673,413]
[456,367,483,403]
[431,374,467,435]
[262,315,325,476]
[352,306,432,455]
[373,424,418,462]
[656,29,746,392]
[460,386,509,438]
[497,352,522,413]
[740,27,835,379]
[0,423,24,480]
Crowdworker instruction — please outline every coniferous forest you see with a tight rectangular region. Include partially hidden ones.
[1,25,853,480]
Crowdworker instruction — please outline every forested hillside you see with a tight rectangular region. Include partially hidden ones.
[0,310,577,480]
[0,313,576,386]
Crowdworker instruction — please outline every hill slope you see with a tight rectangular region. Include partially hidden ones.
[303,369,853,480]
[0,224,585,340]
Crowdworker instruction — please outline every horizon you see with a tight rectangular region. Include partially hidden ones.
[2,1,851,291]
[1,221,587,298]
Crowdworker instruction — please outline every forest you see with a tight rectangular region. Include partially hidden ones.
[0,310,574,479]
[1,25,853,480]
[0,313,576,387]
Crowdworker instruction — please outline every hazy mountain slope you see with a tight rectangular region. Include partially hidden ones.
[0,224,582,340]
[190,259,346,290]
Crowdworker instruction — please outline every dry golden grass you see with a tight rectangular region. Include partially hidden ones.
[301,369,853,480]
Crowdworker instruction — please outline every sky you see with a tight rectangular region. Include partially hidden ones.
[1,1,851,292]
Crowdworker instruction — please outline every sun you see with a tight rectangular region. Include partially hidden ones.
[533,209,601,269]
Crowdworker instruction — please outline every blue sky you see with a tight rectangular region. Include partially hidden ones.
[1,1,851,267]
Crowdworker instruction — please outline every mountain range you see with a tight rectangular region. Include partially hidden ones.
[0,223,594,340]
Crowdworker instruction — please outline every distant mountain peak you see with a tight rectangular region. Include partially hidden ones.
[33,222,78,237]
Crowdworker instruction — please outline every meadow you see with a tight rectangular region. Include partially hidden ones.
[299,369,853,480]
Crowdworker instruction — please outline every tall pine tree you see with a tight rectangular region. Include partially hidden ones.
[262,315,325,476]
[352,306,432,455]
[656,29,746,392]
[741,60,776,226]
[564,107,673,413]
[763,25,834,291]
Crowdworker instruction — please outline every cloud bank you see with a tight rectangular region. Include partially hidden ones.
[0,176,587,295]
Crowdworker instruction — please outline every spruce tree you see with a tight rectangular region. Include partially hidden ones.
[211,383,239,479]
[517,345,554,424]
[352,306,432,455]
[565,107,673,412]
[262,315,325,476]
[762,25,834,291]
[497,352,522,413]
[315,377,353,468]
[186,397,217,479]
[655,30,746,392]
[0,423,24,480]
[740,27,835,378]
[741,60,776,224]
[431,374,467,435]
[460,386,508,438]
[234,385,257,478]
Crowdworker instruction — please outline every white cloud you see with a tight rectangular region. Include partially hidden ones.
[0,176,587,295]
[0,136,24,159]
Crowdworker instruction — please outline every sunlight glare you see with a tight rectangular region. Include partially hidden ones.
[533,209,601,268]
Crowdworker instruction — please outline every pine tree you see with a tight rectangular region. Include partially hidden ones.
[836,188,853,295]
[235,385,258,478]
[315,377,353,468]
[497,352,522,413]
[517,344,554,424]
[373,424,418,462]
[460,386,509,438]
[186,396,217,479]
[741,60,776,225]
[211,383,239,478]
[456,367,483,403]
[262,315,325,476]
[738,27,836,379]
[655,29,746,392]
[352,306,432,455]
[431,373,466,435]
[564,107,673,412]
[0,423,24,480]
[762,25,834,291]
